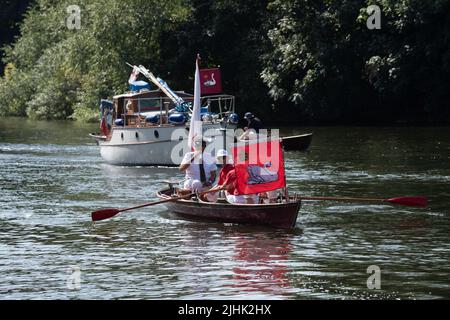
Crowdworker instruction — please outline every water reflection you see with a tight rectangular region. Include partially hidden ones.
[1,118,449,299]
[229,233,294,298]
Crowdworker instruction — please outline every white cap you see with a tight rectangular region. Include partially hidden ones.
[216,149,229,158]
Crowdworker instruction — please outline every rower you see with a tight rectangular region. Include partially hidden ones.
[203,149,234,202]
[179,138,217,193]
[215,149,234,182]
[222,169,258,205]
[205,170,259,205]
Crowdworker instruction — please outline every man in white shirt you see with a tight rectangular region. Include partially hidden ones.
[179,139,217,192]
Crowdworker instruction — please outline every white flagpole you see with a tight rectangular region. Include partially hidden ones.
[188,55,202,150]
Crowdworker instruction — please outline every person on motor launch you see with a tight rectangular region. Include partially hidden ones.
[179,138,217,193]
[244,112,263,133]
[239,112,263,141]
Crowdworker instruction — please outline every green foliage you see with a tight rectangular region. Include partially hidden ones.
[0,0,189,120]
[0,0,32,73]
[262,0,450,123]
[0,64,34,117]
[1,0,450,124]
[158,0,272,119]
[361,0,450,120]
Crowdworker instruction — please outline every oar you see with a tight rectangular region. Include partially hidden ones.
[91,187,225,222]
[298,196,428,208]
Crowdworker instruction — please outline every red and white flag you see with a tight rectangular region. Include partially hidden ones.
[188,55,202,150]
[128,66,140,84]
[200,68,222,95]
[232,140,286,195]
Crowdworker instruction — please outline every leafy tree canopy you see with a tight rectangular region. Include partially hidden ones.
[0,0,190,120]
[1,0,449,124]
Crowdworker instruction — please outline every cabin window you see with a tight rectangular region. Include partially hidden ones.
[154,130,159,139]
[116,98,124,118]
[139,99,161,113]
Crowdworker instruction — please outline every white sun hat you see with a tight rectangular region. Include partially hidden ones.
[216,149,229,158]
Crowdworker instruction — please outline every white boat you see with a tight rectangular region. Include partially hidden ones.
[90,65,238,166]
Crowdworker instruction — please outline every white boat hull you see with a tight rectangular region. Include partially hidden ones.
[97,124,236,166]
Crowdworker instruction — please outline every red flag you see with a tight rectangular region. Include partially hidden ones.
[200,68,222,95]
[100,116,109,136]
[232,140,286,195]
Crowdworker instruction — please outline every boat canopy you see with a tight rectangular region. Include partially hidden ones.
[99,99,113,113]
[129,80,151,92]
[113,90,192,100]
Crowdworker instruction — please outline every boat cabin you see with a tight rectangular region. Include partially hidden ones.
[108,89,236,128]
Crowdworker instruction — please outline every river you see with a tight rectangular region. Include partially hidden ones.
[0,117,449,299]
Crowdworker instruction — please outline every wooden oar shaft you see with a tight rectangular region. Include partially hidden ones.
[297,195,427,207]
[118,186,227,213]
[119,193,193,213]
[92,187,227,222]
[280,133,312,140]
[299,196,384,203]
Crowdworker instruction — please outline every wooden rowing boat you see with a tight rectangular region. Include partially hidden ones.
[281,133,313,151]
[157,188,301,229]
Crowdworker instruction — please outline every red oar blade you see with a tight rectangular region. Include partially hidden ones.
[91,208,121,222]
[386,197,428,208]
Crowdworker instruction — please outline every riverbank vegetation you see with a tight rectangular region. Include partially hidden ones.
[1,0,449,124]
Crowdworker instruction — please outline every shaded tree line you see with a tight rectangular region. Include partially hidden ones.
[0,0,33,73]
[1,0,449,124]
[262,0,450,124]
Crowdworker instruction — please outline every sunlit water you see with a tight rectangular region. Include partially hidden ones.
[0,118,449,299]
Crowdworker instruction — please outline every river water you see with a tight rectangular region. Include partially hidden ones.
[0,117,449,299]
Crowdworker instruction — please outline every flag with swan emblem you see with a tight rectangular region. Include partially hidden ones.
[200,68,222,95]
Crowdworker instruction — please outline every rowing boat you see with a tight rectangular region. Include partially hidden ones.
[156,188,301,229]
[281,133,313,151]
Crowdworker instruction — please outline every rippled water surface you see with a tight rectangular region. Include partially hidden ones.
[0,118,449,299]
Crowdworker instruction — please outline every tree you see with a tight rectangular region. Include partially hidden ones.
[0,0,190,120]
[159,0,273,121]
[261,0,450,124]
[2,0,449,124]
[0,0,33,73]
[361,0,450,122]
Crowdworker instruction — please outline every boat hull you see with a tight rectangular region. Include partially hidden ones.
[157,189,301,229]
[281,133,313,151]
[96,124,236,166]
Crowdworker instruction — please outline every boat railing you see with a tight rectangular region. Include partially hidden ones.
[200,94,236,118]
[118,94,235,127]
